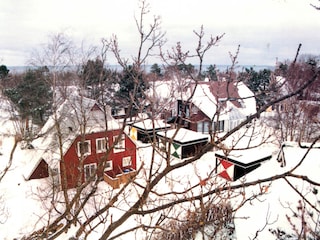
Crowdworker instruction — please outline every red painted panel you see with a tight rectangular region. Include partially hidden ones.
[61,130,137,189]
[218,158,234,181]
[219,170,233,181]
[221,159,233,169]
[29,159,49,180]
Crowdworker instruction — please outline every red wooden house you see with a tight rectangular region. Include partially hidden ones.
[25,94,137,189]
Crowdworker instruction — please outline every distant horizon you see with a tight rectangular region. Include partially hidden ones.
[6,64,276,74]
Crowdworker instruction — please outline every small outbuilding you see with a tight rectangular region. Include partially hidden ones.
[157,128,209,159]
[130,119,171,143]
[215,148,272,181]
[25,158,49,180]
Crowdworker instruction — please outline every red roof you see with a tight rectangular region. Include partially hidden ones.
[200,81,242,108]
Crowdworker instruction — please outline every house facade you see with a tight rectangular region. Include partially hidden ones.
[25,94,137,189]
[62,130,136,189]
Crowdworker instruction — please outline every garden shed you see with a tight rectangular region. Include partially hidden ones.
[157,128,209,159]
[25,158,49,180]
[215,148,272,181]
[130,119,171,143]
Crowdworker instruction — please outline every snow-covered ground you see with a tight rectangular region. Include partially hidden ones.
[232,142,320,239]
[0,95,319,239]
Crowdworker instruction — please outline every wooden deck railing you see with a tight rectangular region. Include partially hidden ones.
[103,168,137,189]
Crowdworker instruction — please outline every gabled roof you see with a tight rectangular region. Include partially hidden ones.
[183,81,256,120]
[207,81,242,108]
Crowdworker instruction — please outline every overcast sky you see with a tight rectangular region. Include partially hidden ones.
[0,0,319,67]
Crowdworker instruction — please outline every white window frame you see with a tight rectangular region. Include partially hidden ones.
[113,134,125,153]
[84,163,97,182]
[77,140,91,156]
[104,160,113,171]
[96,137,108,153]
[122,156,132,167]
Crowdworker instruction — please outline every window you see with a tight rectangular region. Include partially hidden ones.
[96,138,108,153]
[178,100,190,117]
[122,156,132,167]
[77,140,91,156]
[197,122,210,133]
[197,122,203,132]
[84,163,97,182]
[213,120,225,132]
[104,160,113,171]
[203,122,210,133]
[113,134,125,153]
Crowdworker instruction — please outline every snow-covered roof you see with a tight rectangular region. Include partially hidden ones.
[182,81,256,120]
[157,128,209,144]
[190,83,218,120]
[22,147,47,180]
[236,82,256,116]
[145,79,256,122]
[215,147,272,167]
[132,119,171,131]
[146,80,176,100]
[0,92,20,136]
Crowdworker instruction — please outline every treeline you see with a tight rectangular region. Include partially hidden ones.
[0,55,319,128]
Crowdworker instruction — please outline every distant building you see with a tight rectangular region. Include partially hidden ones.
[146,79,256,133]
[174,81,256,133]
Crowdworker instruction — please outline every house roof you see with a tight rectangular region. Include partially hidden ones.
[22,148,47,180]
[207,81,242,108]
[145,79,256,121]
[183,81,256,120]
[157,128,209,145]
[215,148,272,168]
[132,119,171,131]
